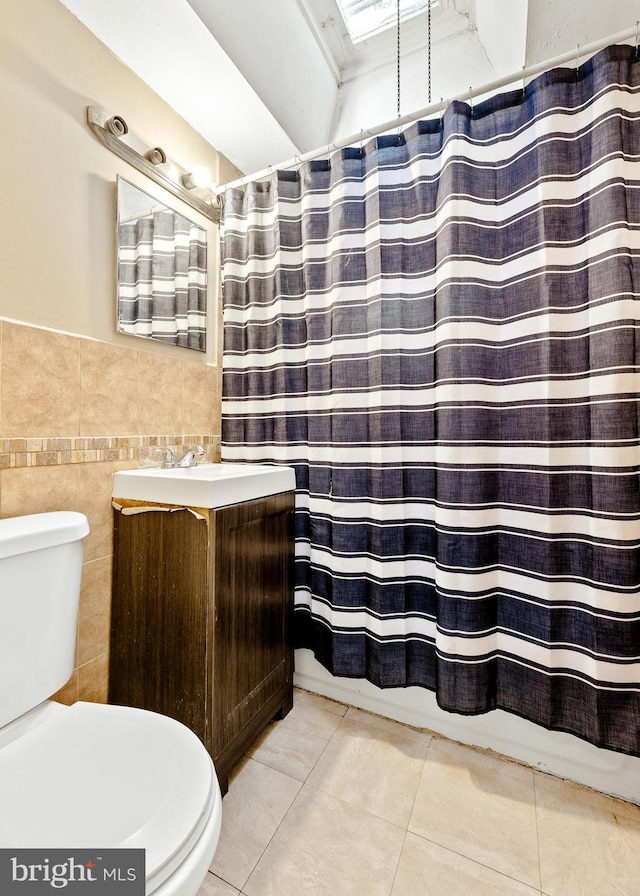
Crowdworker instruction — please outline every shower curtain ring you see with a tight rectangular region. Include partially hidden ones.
[469,86,473,112]
[575,44,580,79]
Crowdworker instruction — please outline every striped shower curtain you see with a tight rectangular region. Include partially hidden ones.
[118,208,207,351]
[221,45,640,755]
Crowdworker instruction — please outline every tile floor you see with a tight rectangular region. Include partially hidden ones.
[197,688,640,896]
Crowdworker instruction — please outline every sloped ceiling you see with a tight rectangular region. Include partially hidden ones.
[59,0,639,181]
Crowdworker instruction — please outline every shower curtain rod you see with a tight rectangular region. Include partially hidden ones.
[214,23,638,196]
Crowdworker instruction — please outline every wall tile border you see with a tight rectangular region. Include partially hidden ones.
[0,434,220,470]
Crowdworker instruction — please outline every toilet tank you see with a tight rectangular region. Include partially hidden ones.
[0,511,90,728]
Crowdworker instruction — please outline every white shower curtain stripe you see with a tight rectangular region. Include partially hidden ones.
[221,45,640,754]
[246,443,638,468]
[220,370,640,397]
[297,574,640,627]
[224,233,640,288]
[301,542,638,589]
[302,498,640,539]
[303,602,640,677]
[222,317,640,365]
[223,256,640,315]
[224,176,640,265]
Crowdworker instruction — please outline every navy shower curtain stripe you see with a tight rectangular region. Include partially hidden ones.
[221,44,640,755]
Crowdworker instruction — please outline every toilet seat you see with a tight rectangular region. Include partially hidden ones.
[0,701,221,894]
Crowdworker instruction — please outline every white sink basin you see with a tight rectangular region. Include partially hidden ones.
[112,463,296,509]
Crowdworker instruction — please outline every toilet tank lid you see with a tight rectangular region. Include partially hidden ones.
[0,512,89,560]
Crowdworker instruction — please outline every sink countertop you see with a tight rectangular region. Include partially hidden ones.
[112,463,296,509]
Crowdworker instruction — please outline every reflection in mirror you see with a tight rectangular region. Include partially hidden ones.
[117,176,207,352]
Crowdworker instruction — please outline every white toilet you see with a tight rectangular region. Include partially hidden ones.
[0,511,222,896]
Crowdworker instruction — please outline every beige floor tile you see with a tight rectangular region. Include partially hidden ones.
[294,687,349,717]
[244,784,405,896]
[307,715,429,827]
[196,872,240,896]
[409,738,540,889]
[209,757,302,891]
[246,689,343,781]
[535,771,640,896]
[391,832,541,896]
[344,705,433,746]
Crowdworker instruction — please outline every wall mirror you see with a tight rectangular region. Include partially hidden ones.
[116,176,207,352]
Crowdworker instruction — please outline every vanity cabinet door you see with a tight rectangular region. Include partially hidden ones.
[209,492,294,769]
[110,492,295,793]
[109,509,209,741]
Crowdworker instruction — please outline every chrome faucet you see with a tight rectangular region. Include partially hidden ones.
[175,445,206,467]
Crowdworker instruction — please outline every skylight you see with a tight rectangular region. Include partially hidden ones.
[336,0,438,44]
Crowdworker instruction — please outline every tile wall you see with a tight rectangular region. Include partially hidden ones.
[0,319,221,705]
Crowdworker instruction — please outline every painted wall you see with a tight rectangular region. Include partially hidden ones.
[0,0,237,704]
[526,0,640,65]
[335,29,495,142]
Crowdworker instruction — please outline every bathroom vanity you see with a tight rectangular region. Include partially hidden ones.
[109,463,296,793]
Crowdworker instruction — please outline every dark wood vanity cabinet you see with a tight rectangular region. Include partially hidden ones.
[109,491,295,793]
